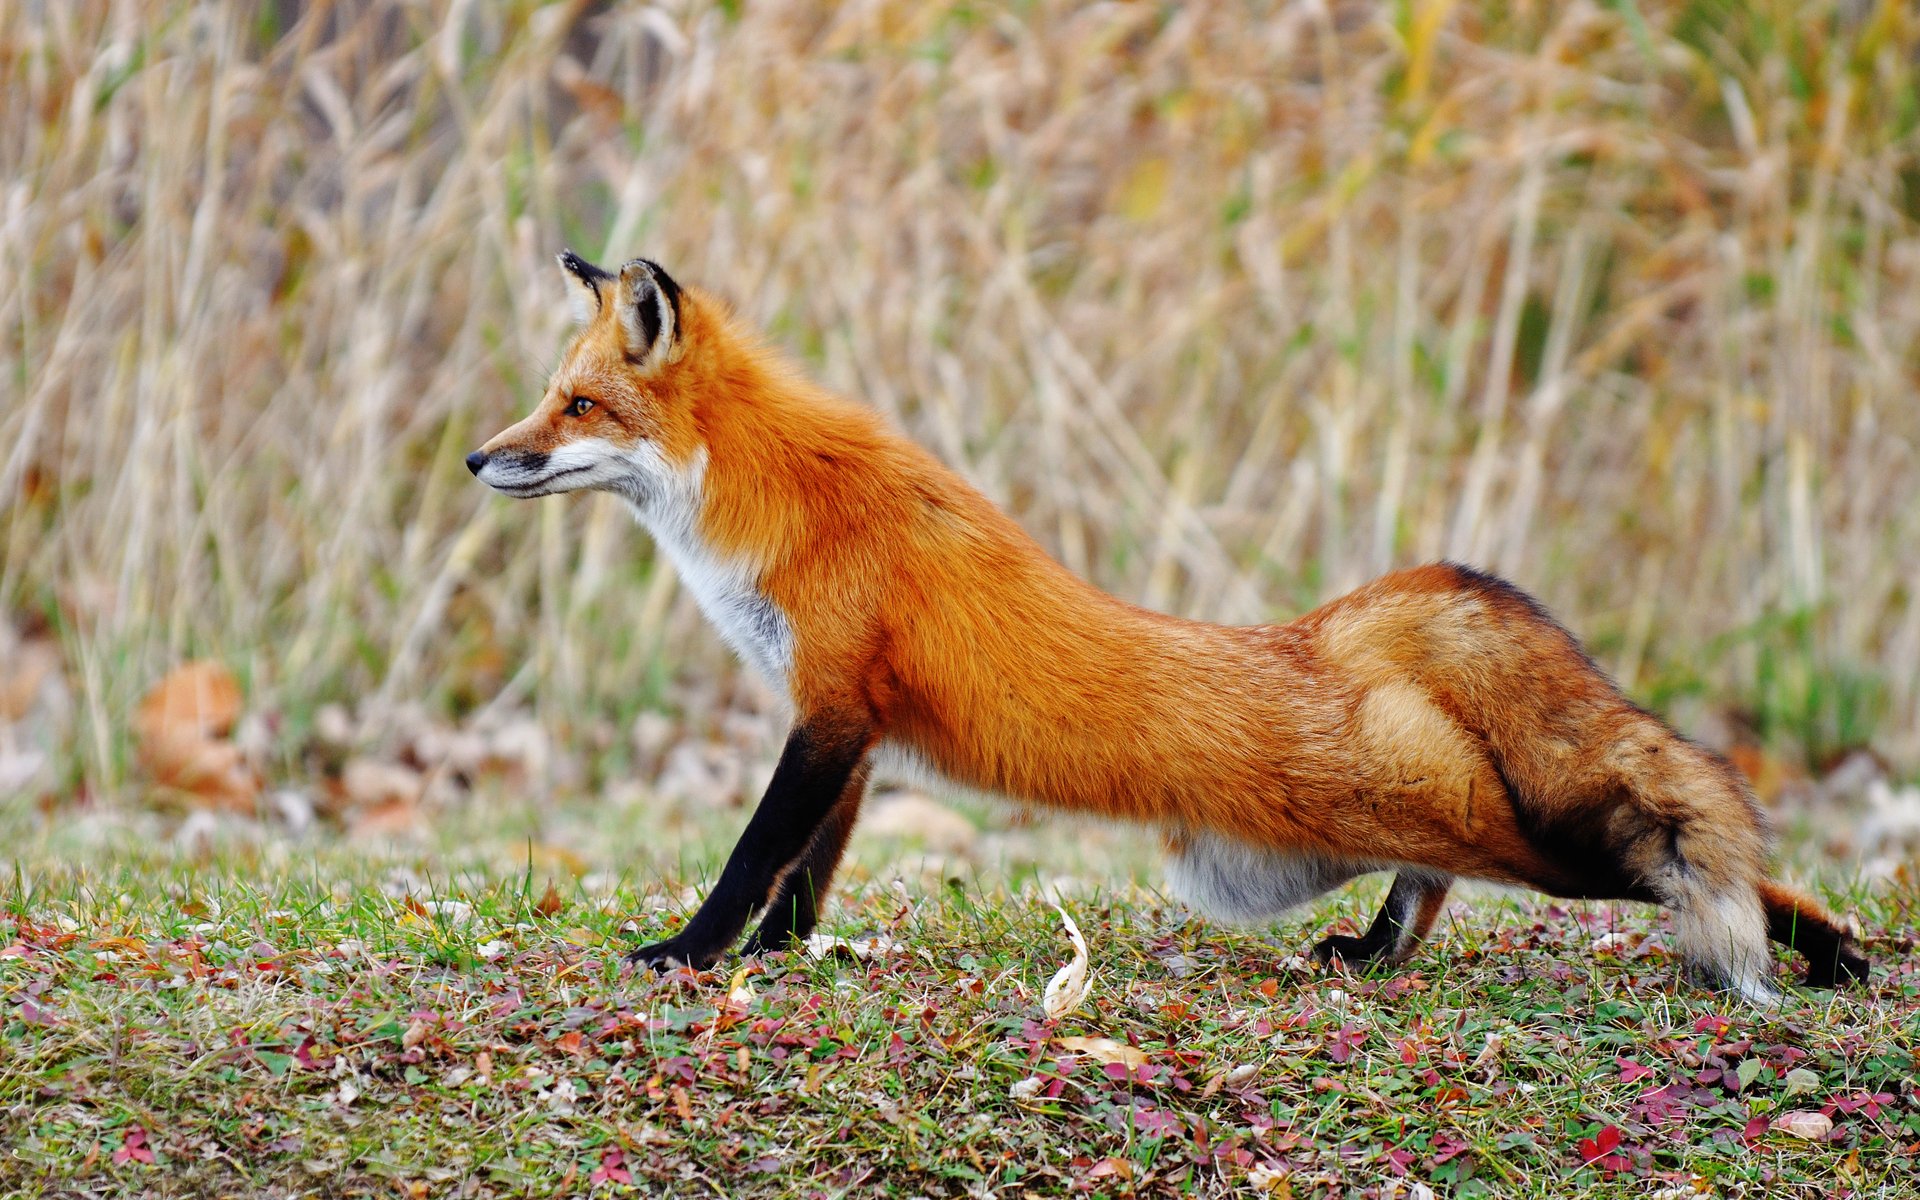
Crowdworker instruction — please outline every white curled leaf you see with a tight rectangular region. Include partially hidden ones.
[1042,905,1091,1020]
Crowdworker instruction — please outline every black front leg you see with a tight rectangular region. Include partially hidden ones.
[742,767,869,957]
[629,717,872,972]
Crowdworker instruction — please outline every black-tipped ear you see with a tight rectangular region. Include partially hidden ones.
[614,258,683,367]
[557,250,615,325]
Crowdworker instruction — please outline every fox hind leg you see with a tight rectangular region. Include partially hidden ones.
[1313,870,1453,968]
[1601,739,1782,1002]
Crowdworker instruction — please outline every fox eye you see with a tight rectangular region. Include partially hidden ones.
[568,396,595,417]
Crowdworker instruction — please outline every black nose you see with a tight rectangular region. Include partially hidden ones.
[465,450,488,476]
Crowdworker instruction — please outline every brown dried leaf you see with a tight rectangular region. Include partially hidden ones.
[150,737,257,812]
[341,758,423,808]
[1056,1036,1148,1070]
[0,640,61,722]
[134,662,256,812]
[534,882,565,918]
[347,797,425,841]
[137,662,242,742]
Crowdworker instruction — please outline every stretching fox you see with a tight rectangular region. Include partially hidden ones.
[468,252,1869,1002]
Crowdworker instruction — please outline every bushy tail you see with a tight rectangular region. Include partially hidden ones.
[1758,879,1871,989]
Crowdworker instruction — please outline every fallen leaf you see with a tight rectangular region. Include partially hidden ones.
[401,1019,429,1049]
[111,1126,155,1167]
[1782,1067,1820,1098]
[1056,1036,1148,1069]
[1042,905,1091,1020]
[347,797,425,841]
[341,758,423,809]
[1578,1124,1622,1164]
[589,1148,632,1186]
[534,882,565,918]
[135,661,256,813]
[803,933,901,960]
[0,639,55,720]
[136,661,241,741]
[1087,1156,1132,1181]
[1771,1111,1833,1141]
[1009,1075,1046,1102]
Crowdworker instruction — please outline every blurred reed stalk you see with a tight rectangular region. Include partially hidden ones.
[2,0,1916,794]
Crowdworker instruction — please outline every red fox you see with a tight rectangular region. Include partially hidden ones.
[468,252,1869,1003]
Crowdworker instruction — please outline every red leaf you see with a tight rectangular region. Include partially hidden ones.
[589,1148,632,1185]
[1617,1058,1654,1084]
[112,1127,155,1167]
[1578,1124,1622,1164]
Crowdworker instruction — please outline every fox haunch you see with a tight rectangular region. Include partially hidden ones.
[469,252,1870,1003]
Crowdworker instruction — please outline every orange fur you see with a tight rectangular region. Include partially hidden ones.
[471,256,1871,999]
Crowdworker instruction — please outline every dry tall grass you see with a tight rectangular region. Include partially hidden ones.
[4,0,1918,796]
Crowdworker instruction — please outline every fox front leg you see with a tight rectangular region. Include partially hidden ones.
[741,767,869,957]
[628,718,873,972]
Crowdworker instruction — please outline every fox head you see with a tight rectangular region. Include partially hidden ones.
[467,252,702,506]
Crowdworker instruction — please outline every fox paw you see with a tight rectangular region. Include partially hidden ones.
[626,937,720,973]
[1311,933,1386,968]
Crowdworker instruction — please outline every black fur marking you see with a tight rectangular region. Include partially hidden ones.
[628,721,870,972]
[636,290,663,350]
[1312,871,1451,968]
[617,258,680,362]
[1766,902,1871,988]
[635,257,683,333]
[558,249,614,306]
[1442,561,1610,680]
[743,775,867,956]
[1313,876,1415,966]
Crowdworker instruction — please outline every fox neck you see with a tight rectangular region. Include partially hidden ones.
[615,316,876,699]
[620,441,799,699]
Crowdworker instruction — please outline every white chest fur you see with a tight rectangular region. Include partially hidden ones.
[621,447,795,694]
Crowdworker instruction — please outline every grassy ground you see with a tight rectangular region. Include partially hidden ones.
[4,812,1914,1199]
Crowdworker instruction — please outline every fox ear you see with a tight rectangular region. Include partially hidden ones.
[557,250,613,325]
[615,258,683,368]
